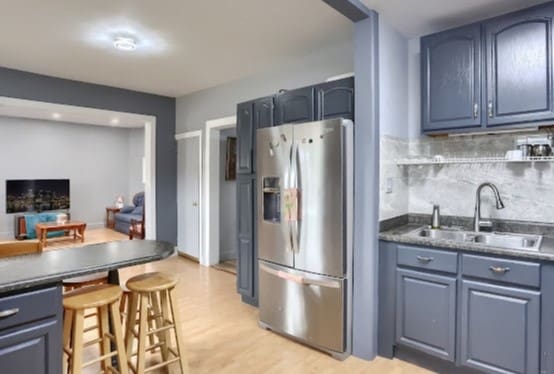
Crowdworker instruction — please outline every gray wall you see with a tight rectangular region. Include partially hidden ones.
[0,117,143,237]
[219,128,237,261]
[0,67,177,243]
[176,40,353,133]
[128,128,145,199]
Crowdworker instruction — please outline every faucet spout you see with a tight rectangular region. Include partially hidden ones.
[474,182,505,232]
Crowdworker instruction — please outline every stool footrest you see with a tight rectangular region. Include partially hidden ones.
[82,350,118,368]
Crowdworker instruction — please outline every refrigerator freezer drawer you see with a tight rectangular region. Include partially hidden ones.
[259,261,345,353]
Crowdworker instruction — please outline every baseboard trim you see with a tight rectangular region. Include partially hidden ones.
[178,251,199,263]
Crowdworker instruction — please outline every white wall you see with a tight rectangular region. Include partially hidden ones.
[0,117,143,237]
[128,128,145,199]
[176,40,354,133]
[378,18,411,220]
[219,128,237,261]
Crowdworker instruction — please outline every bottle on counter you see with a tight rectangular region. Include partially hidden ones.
[431,204,441,229]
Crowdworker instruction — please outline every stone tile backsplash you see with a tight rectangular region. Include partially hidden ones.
[380,131,554,223]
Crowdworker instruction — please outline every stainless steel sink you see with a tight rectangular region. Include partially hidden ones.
[407,227,543,251]
[473,232,542,251]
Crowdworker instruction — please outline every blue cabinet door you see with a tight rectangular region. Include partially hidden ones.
[485,4,554,126]
[395,268,457,362]
[315,77,354,121]
[460,280,540,373]
[0,318,61,374]
[421,24,482,132]
[237,101,254,175]
[275,87,314,125]
[237,175,255,300]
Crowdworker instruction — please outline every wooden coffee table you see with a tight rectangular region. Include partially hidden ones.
[35,221,87,250]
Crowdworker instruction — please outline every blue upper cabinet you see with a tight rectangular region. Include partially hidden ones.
[421,24,482,132]
[315,77,354,121]
[485,4,554,127]
[422,2,554,134]
[275,87,314,125]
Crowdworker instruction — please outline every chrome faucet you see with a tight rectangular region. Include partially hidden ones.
[474,182,505,232]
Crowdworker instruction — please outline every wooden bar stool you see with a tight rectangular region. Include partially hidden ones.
[125,272,189,374]
[63,284,129,374]
[63,272,109,292]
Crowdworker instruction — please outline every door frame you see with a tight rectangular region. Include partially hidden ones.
[175,130,203,259]
[203,115,237,266]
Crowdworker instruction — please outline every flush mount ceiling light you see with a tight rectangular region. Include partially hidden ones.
[113,36,136,51]
[110,118,120,125]
[52,112,61,119]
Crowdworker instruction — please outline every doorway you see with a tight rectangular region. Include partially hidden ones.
[176,131,202,260]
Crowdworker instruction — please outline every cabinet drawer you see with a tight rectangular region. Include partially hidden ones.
[397,245,458,274]
[462,254,540,288]
[0,286,61,331]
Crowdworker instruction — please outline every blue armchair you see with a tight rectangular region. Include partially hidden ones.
[114,192,144,235]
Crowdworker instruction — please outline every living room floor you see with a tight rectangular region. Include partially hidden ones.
[78,256,433,374]
[0,228,128,248]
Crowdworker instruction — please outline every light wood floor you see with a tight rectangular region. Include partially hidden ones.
[33,229,433,373]
[106,256,433,374]
[0,227,128,248]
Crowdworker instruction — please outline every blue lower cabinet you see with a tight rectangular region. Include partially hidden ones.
[460,280,540,374]
[396,268,457,362]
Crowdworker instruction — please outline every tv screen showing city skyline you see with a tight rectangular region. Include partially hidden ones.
[6,179,70,213]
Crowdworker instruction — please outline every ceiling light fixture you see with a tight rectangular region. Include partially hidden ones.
[113,36,136,51]
[111,118,120,125]
[52,112,61,119]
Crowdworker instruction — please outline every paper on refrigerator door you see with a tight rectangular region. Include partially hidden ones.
[283,188,300,222]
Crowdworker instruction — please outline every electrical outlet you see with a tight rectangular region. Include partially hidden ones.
[386,177,393,194]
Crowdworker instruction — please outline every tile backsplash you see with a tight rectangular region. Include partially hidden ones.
[380,131,554,223]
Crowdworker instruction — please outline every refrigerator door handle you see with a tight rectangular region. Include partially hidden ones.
[290,143,300,253]
[259,263,341,289]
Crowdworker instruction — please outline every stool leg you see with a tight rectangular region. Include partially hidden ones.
[110,301,130,374]
[136,293,149,374]
[99,305,111,371]
[125,291,138,362]
[165,288,189,374]
[63,310,74,374]
[150,291,169,361]
[147,293,156,350]
[71,309,85,374]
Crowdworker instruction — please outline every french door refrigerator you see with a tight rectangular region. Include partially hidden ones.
[256,118,353,359]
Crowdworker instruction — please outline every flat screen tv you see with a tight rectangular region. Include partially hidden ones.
[6,179,70,213]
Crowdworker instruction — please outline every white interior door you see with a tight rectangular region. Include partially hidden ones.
[177,135,201,258]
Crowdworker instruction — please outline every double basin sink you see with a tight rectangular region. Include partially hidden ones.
[407,227,543,251]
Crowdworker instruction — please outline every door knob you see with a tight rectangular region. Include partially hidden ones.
[192,202,198,207]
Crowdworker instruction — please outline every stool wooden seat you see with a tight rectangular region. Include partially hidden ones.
[63,272,109,292]
[63,284,129,374]
[125,272,188,374]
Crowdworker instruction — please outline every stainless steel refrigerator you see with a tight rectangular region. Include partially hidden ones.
[256,118,353,359]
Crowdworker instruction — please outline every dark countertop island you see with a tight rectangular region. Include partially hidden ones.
[0,240,175,293]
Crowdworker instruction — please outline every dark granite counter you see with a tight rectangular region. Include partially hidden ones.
[0,240,174,293]
[379,215,554,262]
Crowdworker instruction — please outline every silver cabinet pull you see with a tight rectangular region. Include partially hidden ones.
[416,256,434,263]
[473,103,479,118]
[489,266,510,274]
[0,308,19,318]
[488,100,493,118]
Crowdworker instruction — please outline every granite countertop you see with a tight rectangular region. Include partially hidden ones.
[0,240,174,293]
[379,215,554,262]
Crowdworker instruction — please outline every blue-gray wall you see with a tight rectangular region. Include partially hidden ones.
[0,67,177,243]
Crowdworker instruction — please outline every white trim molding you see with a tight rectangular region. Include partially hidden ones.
[175,130,202,140]
[203,115,237,266]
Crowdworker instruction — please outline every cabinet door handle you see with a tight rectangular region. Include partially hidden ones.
[416,256,434,263]
[0,308,19,318]
[489,266,510,274]
[473,103,479,118]
[487,100,493,118]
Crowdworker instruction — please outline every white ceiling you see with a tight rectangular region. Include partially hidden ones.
[362,0,550,38]
[0,0,352,98]
[0,97,152,128]
[0,1,549,99]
